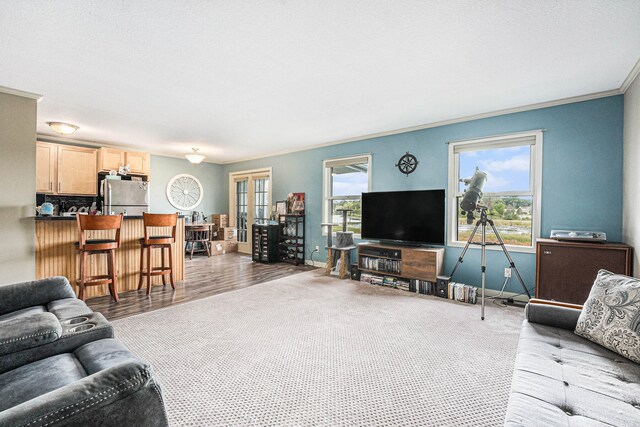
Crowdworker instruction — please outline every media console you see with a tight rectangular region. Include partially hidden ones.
[357,242,444,282]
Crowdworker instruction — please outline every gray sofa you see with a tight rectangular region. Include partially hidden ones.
[0,277,169,426]
[505,299,640,426]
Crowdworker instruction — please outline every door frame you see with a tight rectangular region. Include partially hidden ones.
[229,167,273,254]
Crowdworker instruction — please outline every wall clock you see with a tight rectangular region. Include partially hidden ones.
[396,152,419,176]
[166,174,203,210]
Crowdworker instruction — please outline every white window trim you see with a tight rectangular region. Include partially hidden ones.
[322,154,372,238]
[447,130,543,254]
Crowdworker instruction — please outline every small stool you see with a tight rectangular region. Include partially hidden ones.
[185,225,211,260]
[138,213,178,295]
[75,214,123,302]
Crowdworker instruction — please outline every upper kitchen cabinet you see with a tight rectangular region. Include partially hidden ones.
[98,147,150,176]
[125,151,150,175]
[36,142,98,196]
[36,142,56,193]
[57,145,98,196]
[98,147,124,171]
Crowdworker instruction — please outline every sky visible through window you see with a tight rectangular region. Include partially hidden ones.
[459,145,530,193]
[332,164,368,196]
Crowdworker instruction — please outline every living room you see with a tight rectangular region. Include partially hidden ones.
[1,2,640,426]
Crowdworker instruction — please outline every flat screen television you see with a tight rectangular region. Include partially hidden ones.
[361,189,445,245]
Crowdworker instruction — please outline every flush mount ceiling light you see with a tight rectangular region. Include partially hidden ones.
[185,147,206,164]
[47,121,79,135]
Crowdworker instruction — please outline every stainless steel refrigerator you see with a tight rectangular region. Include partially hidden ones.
[101,180,150,216]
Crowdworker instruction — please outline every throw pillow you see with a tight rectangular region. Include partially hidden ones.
[575,269,640,364]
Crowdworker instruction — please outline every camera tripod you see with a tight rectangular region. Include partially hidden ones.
[449,206,532,320]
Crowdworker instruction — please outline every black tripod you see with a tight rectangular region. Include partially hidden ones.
[449,207,532,320]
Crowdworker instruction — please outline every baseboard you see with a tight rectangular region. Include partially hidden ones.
[305,259,326,268]
[481,288,530,303]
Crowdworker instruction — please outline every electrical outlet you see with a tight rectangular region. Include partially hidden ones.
[314,245,319,251]
[504,268,512,278]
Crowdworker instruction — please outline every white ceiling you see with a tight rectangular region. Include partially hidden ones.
[1,1,639,163]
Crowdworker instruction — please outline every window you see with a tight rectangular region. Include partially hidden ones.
[448,131,543,252]
[323,155,372,236]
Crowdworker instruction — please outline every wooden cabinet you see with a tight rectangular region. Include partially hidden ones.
[36,142,98,196]
[358,242,444,282]
[98,147,150,176]
[536,239,633,304]
[125,151,149,175]
[98,147,124,171]
[57,145,98,195]
[252,224,280,263]
[36,142,56,193]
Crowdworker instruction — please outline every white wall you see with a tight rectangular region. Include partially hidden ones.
[0,92,37,284]
[623,72,640,276]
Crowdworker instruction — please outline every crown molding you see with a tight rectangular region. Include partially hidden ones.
[0,85,43,101]
[621,56,640,93]
[220,89,622,164]
[36,133,223,165]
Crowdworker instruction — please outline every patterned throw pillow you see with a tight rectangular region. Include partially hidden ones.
[575,269,640,364]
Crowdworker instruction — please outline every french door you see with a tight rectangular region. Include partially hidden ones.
[229,169,272,254]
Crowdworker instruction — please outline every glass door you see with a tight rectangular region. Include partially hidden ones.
[231,170,272,254]
[235,179,249,248]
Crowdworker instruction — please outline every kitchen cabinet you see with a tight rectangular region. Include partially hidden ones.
[125,151,149,175]
[35,142,98,196]
[98,147,124,171]
[57,145,98,195]
[36,142,56,193]
[98,147,150,176]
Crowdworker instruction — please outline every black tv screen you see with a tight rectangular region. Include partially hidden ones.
[361,190,445,244]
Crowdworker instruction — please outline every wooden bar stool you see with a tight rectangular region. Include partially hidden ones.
[138,213,178,295]
[185,225,211,260]
[75,214,123,302]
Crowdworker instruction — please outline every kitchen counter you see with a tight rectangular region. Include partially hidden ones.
[35,215,186,220]
[36,217,185,299]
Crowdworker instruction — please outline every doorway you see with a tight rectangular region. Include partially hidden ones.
[229,168,272,254]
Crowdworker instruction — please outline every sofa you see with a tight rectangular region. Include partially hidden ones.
[0,277,168,426]
[505,299,640,426]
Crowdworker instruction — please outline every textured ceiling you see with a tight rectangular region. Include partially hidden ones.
[1,1,639,163]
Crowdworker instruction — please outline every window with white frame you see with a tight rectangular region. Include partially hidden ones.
[448,131,543,252]
[323,155,372,236]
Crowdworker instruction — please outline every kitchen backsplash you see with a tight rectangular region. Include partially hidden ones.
[36,194,97,213]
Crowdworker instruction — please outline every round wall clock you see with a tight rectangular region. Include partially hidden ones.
[166,174,203,210]
[396,152,419,176]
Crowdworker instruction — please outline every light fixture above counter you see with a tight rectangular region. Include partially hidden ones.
[185,147,205,164]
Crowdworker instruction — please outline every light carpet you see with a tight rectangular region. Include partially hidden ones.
[112,271,525,426]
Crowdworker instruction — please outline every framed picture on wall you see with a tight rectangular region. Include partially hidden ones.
[276,201,287,216]
[287,192,305,215]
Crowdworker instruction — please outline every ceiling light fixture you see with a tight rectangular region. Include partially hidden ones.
[47,121,79,135]
[185,147,206,164]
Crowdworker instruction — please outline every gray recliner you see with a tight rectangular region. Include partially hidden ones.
[0,277,113,374]
[0,277,169,426]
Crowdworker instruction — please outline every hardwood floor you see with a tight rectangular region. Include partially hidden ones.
[87,252,315,320]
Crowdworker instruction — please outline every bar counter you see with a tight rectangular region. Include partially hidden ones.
[35,216,185,299]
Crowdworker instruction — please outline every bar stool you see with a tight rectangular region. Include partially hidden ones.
[138,213,178,295]
[75,214,123,302]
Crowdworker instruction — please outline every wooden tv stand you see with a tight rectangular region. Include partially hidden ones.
[357,242,444,282]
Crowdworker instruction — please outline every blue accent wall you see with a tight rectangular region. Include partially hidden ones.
[149,155,226,216]
[220,96,624,294]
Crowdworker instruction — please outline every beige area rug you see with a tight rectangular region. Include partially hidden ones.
[112,270,525,426]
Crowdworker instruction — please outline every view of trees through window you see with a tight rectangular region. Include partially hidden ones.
[457,196,533,246]
[326,159,369,235]
[456,143,534,247]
